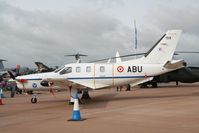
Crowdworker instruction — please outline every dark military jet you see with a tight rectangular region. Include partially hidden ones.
[143,66,199,88]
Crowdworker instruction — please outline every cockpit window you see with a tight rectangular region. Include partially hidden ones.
[54,66,65,73]
[59,67,72,75]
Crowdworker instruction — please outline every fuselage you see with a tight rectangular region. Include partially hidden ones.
[15,62,175,90]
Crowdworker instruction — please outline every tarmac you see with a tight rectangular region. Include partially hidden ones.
[1,83,199,133]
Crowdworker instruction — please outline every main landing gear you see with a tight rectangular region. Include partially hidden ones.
[68,86,91,105]
[81,90,91,100]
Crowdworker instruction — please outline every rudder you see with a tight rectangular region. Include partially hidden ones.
[143,30,182,64]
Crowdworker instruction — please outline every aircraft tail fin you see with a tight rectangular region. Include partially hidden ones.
[0,59,6,70]
[143,30,182,64]
[35,62,52,72]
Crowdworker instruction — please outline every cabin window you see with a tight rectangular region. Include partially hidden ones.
[76,67,81,73]
[100,66,105,72]
[59,67,72,75]
[86,66,91,72]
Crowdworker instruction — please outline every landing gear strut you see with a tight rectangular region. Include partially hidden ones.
[126,84,131,91]
[151,82,158,88]
[81,90,91,100]
[31,94,37,103]
[68,85,78,105]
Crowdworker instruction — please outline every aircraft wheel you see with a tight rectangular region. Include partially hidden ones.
[126,84,131,91]
[152,82,158,88]
[19,90,22,94]
[81,90,91,100]
[31,98,37,103]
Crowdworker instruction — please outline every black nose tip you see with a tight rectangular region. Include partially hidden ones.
[183,62,187,67]
[40,80,49,87]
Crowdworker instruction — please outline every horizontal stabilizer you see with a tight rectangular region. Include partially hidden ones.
[164,60,186,69]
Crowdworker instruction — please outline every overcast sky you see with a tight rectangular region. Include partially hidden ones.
[1,0,199,68]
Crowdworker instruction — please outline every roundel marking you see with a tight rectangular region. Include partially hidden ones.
[32,83,37,88]
[117,66,124,73]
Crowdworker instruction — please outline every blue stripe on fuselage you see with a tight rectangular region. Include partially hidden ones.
[68,75,152,80]
[18,76,152,80]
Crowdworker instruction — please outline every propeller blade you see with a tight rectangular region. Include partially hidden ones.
[64,54,88,56]
[7,71,15,80]
[90,52,146,62]
[175,51,199,54]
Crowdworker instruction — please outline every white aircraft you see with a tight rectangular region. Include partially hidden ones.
[13,30,185,103]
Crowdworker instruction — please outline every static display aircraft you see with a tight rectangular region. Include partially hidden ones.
[65,53,88,63]
[11,30,185,103]
[143,66,199,87]
[35,62,55,73]
[0,59,9,81]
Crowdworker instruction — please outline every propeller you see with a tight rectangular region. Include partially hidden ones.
[175,51,199,54]
[64,53,88,61]
[7,70,28,95]
[7,71,15,80]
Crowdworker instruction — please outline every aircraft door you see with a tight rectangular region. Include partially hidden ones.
[94,64,114,88]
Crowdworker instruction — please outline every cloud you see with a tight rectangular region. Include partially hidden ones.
[144,3,199,65]
[1,0,199,68]
[0,1,133,68]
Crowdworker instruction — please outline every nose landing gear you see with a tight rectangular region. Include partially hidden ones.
[31,94,37,103]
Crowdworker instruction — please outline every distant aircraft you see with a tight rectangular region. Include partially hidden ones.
[114,52,199,88]
[64,53,88,63]
[0,59,8,81]
[10,30,185,104]
[35,62,55,73]
[142,66,199,88]
[133,52,199,88]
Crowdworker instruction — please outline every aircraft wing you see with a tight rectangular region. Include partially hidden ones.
[68,79,110,89]
[43,78,109,90]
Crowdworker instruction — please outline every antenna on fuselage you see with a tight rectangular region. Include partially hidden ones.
[134,20,138,59]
